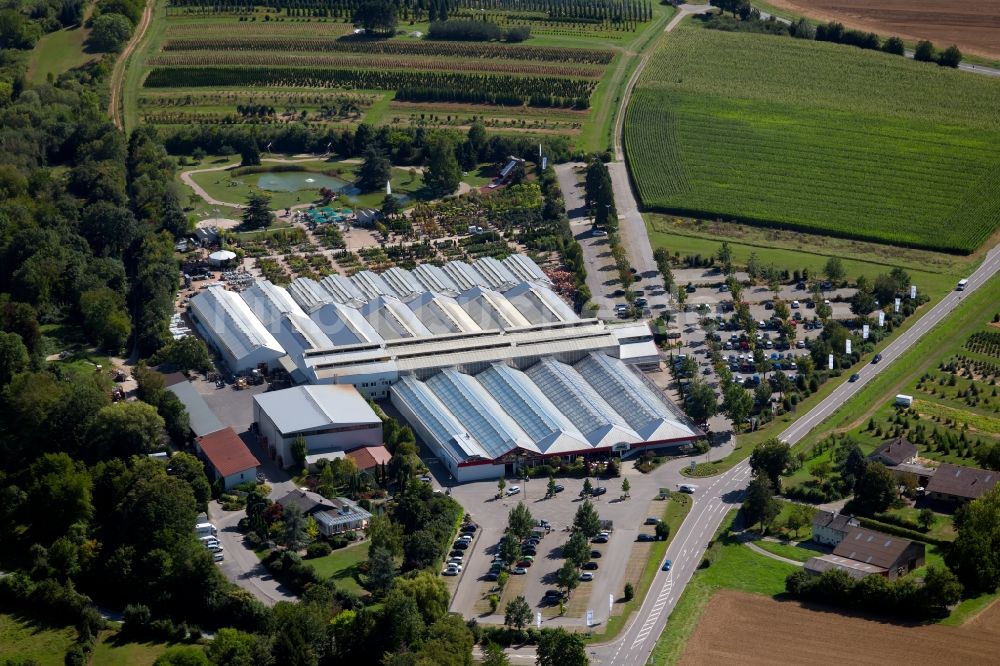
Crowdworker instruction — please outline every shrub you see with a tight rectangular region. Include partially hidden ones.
[428,19,502,41]
[505,26,531,42]
[88,13,133,53]
[306,542,332,559]
[624,582,634,601]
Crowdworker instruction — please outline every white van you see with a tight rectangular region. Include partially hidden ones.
[195,522,217,537]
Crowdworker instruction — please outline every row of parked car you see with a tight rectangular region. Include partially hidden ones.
[444,522,479,576]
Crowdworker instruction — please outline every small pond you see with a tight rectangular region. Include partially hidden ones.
[256,171,351,193]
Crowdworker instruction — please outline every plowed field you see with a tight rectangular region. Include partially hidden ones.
[680,590,1000,666]
[766,0,1000,60]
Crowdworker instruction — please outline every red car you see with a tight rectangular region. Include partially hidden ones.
[516,559,533,568]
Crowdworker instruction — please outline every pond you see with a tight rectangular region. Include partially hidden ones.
[255,171,352,193]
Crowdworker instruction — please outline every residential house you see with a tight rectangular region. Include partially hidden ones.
[346,445,392,474]
[276,489,372,536]
[811,510,860,547]
[867,436,934,487]
[925,463,998,507]
[195,427,260,490]
[831,527,925,580]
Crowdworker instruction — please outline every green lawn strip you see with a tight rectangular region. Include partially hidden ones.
[0,610,77,666]
[646,216,975,298]
[752,539,816,563]
[585,493,691,643]
[90,630,174,666]
[362,91,395,125]
[648,510,797,665]
[626,26,1000,253]
[940,591,1000,626]
[305,540,370,596]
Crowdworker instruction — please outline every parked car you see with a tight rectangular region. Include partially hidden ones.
[592,228,607,237]
[582,562,599,570]
[516,559,533,568]
[460,524,477,533]
[453,541,469,550]
[645,517,660,525]
[592,535,609,544]
[213,552,224,562]
[443,568,459,577]
[512,567,527,575]
[637,534,655,542]
[484,572,499,581]
[522,547,537,557]
[579,572,594,582]
[544,590,563,602]
[590,550,602,558]
[553,484,565,493]
[592,486,607,496]
[662,559,673,572]
[506,486,520,496]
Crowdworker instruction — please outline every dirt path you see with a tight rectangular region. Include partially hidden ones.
[108,0,154,129]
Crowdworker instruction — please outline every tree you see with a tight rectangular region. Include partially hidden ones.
[621,478,630,497]
[153,647,211,666]
[717,242,733,275]
[291,435,308,469]
[0,330,29,384]
[166,452,211,510]
[655,522,670,541]
[89,13,133,52]
[918,508,936,532]
[367,513,403,557]
[367,545,396,595]
[352,0,398,35]
[573,499,601,538]
[380,193,400,218]
[914,40,936,62]
[497,476,506,497]
[24,452,93,545]
[358,144,391,192]
[207,628,273,666]
[685,380,718,423]
[948,485,1000,593]
[417,614,475,666]
[937,44,962,68]
[88,401,165,460]
[742,475,780,532]
[283,504,309,550]
[851,462,897,515]
[81,201,138,257]
[391,572,450,626]
[562,531,590,567]
[722,382,753,432]
[785,503,814,538]
[500,534,521,567]
[882,36,905,55]
[624,582,634,601]
[536,628,588,666]
[547,476,557,498]
[555,560,579,598]
[153,336,212,373]
[921,565,963,615]
[425,136,461,197]
[823,257,845,283]
[507,502,534,541]
[80,287,131,352]
[481,642,510,666]
[749,439,790,491]
[242,192,274,229]
[582,477,593,496]
[240,140,261,167]
[504,595,531,630]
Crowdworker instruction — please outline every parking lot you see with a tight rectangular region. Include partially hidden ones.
[446,468,677,628]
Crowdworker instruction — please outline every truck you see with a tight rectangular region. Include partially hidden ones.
[195,522,217,537]
[895,394,913,407]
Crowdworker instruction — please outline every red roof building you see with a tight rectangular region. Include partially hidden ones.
[347,445,392,472]
[195,427,260,489]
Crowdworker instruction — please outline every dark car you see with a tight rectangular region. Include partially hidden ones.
[644,517,660,525]
[582,562,599,570]
[554,484,565,493]
[453,541,469,550]
[449,550,464,558]
[662,559,672,572]
[484,572,499,581]
[522,547,537,557]
[543,590,563,603]
[872,353,882,364]
[592,535,609,544]
[849,373,860,382]
[590,550,602,558]
[637,534,655,542]
[460,524,477,533]
[592,486,607,496]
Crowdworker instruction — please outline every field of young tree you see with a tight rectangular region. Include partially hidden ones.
[624,26,1000,254]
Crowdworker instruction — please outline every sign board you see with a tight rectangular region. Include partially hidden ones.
[862,324,869,340]
[878,311,885,327]
[846,339,852,354]
[910,285,917,299]
[541,156,548,171]
[894,298,901,313]
[828,354,834,370]
[612,442,630,453]
[689,460,696,470]
[609,594,614,612]
[536,612,542,629]
[587,610,594,627]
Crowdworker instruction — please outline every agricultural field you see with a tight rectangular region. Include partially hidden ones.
[678,590,1000,666]
[762,0,1000,62]
[624,26,1000,254]
[122,0,672,148]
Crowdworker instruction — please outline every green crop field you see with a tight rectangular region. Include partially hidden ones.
[624,26,1000,254]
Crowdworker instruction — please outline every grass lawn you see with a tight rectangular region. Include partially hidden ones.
[26,24,98,85]
[649,511,798,665]
[753,540,818,563]
[586,492,691,642]
[307,540,370,596]
[626,25,1000,253]
[90,631,173,666]
[0,611,77,666]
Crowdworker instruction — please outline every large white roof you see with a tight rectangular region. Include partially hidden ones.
[309,302,383,346]
[190,286,284,364]
[406,292,482,335]
[457,286,532,330]
[254,384,380,435]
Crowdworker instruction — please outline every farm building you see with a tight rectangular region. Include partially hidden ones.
[825,527,925,580]
[195,427,260,490]
[811,510,860,547]
[867,437,935,487]
[276,489,372,536]
[925,463,998,507]
[253,385,383,469]
[165,378,226,439]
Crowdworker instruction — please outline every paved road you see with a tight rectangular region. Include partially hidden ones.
[581,243,1000,665]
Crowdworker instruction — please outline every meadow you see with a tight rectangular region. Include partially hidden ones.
[624,26,1000,254]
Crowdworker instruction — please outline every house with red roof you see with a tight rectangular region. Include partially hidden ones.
[195,427,260,490]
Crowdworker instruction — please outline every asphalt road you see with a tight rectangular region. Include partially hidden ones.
[582,243,1000,665]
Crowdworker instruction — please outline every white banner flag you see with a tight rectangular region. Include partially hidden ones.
[846,339,852,354]
[587,610,594,627]
[828,354,834,370]
[862,325,869,340]
[609,593,614,612]
[878,311,885,327]
[894,298,901,313]
[910,285,917,299]
[536,611,541,629]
